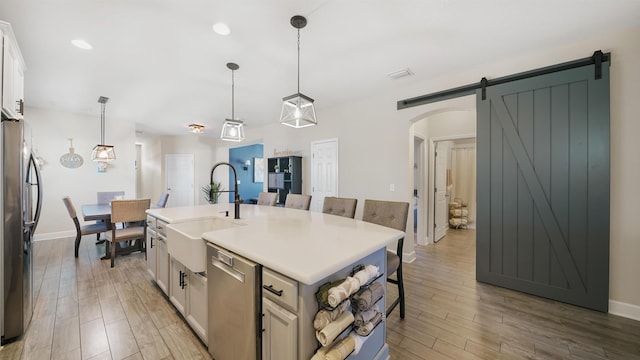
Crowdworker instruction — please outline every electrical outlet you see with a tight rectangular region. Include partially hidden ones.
[389,183,395,192]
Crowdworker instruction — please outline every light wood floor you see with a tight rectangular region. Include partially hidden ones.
[1,231,639,359]
[386,229,640,360]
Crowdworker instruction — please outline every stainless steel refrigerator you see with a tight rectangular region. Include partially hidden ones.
[0,118,42,344]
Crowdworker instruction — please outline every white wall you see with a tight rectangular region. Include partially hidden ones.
[237,25,640,313]
[27,107,136,237]
[158,135,218,206]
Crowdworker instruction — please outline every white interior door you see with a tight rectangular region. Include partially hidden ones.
[434,141,450,242]
[165,154,194,207]
[310,139,338,212]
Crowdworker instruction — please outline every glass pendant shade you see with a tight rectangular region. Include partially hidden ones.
[92,96,115,161]
[280,92,317,128]
[221,62,245,142]
[280,15,317,128]
[91,145,116,161]
[220,119,245,142]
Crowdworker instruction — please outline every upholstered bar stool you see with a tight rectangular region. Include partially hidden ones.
[257,192,278,206]
[322,196,358,219]
[362,199,409,319]
[284,193,312,210]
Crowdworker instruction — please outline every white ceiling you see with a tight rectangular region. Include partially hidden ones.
[1,0,639,137]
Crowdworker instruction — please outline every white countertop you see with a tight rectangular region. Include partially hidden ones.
[147,204,404,285]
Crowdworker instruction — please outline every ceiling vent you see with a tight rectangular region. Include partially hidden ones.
[387,68,414,80]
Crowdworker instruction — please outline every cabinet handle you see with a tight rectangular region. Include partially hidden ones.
[16,99,24,115]
[262,284,283,297]
[179,270,184,287]
[181,272,187,289]
[150,235,154,248]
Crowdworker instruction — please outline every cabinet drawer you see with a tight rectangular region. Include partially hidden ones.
[156,219,168,236]
[146,215,157,230]
[262,269,298,312]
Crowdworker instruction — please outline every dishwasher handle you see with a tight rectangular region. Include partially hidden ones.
[211,258,245,283]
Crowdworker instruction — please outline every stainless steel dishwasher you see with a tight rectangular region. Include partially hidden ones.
[207,242,262,360]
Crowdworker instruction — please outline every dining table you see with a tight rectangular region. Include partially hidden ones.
[81,202,148,260]
[81,203,112,223]
[81,203,114,258]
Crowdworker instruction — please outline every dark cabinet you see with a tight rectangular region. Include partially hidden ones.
[267,156,302,205]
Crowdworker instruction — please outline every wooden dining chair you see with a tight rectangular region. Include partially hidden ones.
[284,193,312,210]
[322,196,358,219]
[63,196,111,258]
[105,199,150,267]
[257,192,277,206]
[362,199,409,319]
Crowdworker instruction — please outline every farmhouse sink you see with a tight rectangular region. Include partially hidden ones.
[166,217,241,273]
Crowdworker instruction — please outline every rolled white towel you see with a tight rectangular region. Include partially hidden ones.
[328,277,359,308]
[313,300,350,330]
[353,265,379,286]
[316,311,355,347]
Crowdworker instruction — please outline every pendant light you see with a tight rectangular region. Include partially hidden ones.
[220,62,245,142]
[280,15,317,128]
[91,96,116,161]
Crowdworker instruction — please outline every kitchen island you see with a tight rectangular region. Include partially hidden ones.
[146,203,404,360]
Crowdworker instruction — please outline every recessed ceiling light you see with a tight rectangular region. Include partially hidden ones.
[71,39,93,50]
[212,22,231,36]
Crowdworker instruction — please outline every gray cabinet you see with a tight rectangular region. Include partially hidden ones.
[146,227,157,279]
[169,257,187,314]
[262,269,298,360]
[262,297,297,360]
[267,156,302,205]
[170,256,208,344]
[0,24,25,120]
[156,220,170,294]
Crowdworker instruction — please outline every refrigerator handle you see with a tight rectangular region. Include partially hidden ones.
[28,154,43,233]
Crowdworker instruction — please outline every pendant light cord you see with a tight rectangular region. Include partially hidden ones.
[100,102,106,144]
[297,28,300,94]
[231,68,235,120]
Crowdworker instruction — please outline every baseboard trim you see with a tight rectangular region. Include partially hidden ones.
[609,300,640,321]
[403,250,416,263]
[33,230,74,242]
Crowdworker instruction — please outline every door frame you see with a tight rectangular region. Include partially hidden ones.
[427,134,475,245]
[414,136,426,246]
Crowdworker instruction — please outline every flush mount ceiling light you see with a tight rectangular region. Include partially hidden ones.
[71,39,93,50]
[220,62,245,142]
[387,68,414,80]
[212,22,231,36]
[188,124,205,133]
[91,96,116,162]
[280,15,317,128]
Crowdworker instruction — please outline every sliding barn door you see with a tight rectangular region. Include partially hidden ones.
[476,60,610,311]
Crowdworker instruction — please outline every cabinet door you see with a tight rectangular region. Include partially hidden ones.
[186,271,207,344]
[169,257,187,315]
[146,228,157,280]
[262,297,297,360]
[1,36,23,120]
[156,234,169,295]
